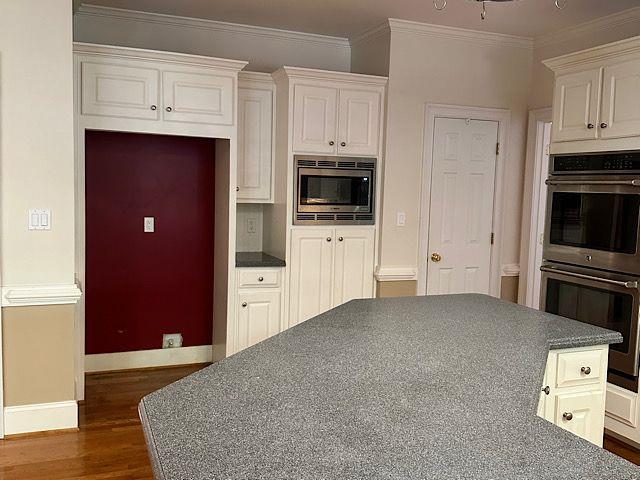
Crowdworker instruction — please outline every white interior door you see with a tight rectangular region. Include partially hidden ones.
[426,118,498,295]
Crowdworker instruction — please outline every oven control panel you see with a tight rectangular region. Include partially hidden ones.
[552,152,640,174]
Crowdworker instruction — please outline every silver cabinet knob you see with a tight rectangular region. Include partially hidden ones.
[581,366,591,375]
[166,106,173,112]
[338,236,344,242]
[236,186,240,192]
[587,123,594,129]
[563,412,573,421]
[600,122,608,128]
[340,142,346,147]
[258,276,264,282]
[329,141,335,146]
[542,386,550,395]
[326,237,332,242]
[241,302,247,307]
[150,105,157,111]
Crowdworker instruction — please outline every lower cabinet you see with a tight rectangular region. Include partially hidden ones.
[538,345,609,446]
[234,268,283,354]
[289,227,375,327]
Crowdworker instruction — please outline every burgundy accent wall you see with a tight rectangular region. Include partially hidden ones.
[85,131,215,354]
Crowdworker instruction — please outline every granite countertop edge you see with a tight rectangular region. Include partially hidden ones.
[235,251,286,268]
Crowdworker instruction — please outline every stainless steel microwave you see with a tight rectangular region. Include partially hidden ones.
[294,156,376,225]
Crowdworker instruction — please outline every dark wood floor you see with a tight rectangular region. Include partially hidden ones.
[1,363,639,478]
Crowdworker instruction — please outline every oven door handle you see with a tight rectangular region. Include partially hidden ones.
[540,266,639,289]
[545,179,640,186]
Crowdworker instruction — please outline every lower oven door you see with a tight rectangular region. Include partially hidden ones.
[540,262,640,377]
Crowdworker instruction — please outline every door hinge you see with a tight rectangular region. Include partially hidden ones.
[490,232,495,245]
[496,142,500,155]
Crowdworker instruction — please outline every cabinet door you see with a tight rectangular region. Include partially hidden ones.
[292,85,338,154]
[333,228,375,306]
[237,290,281,352]
[554,390,605,446]
[162,71,234,125]
[81,61,160,120]
[337,89,381,156]
[237,88,273,202]
[289,229,334,327]
[552,69,601,142]
[600,60,640,139]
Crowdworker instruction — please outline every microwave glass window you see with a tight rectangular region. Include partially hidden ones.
[545,278,632,354]
[550,192,640,254]
[300,175,370,206]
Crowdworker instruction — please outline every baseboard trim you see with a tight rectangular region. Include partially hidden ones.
[85,345,213,373]
[4,401,78,435]
[375,266,417,282]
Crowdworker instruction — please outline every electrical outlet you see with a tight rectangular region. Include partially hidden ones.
[247,217,257,233]
[162,333,182,349]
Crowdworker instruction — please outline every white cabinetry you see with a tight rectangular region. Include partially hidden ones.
[289,227,375,327]
[237,73,274,202]
[545,36,640,152]
[234,268,283,354]
[537,345,608,446]
[292,85,338,155]
[337,89,382,156]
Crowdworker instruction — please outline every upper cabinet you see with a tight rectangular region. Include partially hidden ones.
[237,72,274,203]
[545,36,640,152]
[278,67,387,158]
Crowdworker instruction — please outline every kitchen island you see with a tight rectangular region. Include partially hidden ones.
[139,294,639,479]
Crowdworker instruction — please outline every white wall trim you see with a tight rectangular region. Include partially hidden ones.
[417,104,511,298]
[387,18,533,50]
[1,283,82,307]
[85,345,213,373]
[350,21,390,47]
[75,4,351,50]
[4,401,78,435]
[375,266,417,282]
[535,6,640,49]
[501,264,521,277]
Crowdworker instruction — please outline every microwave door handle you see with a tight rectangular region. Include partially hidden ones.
[545,179,640,186]
[540,266,639,289]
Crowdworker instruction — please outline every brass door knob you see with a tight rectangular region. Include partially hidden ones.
[431,253,442,262]
[563,412,573,421]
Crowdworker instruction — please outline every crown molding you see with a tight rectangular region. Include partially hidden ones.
[386,18,533,50]
[535,6,640,49]
[238,71,275,88]
[350,21,391,47]
[273,66,387,86]
[75,4,351,50]
[375,266,417,282]
[1,283,82,307]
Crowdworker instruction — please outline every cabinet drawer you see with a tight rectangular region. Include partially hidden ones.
[554,390,604,446]
[238,268,281,288]
[555,348,606,389]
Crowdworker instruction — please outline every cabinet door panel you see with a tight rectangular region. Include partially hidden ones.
[601,61,640,139]
[334,228,375,305]
[292,85,338,154]
[162,71,234,125]
[237,290,281,352]
[81,61,160,120]
[552,69,601,142]
[289,229,334,327]
[554,391,604,446]
[237,87,273,202]
[337,90,381,156]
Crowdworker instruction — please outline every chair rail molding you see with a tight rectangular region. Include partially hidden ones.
[375,266,418,282]
[1,283,82,307]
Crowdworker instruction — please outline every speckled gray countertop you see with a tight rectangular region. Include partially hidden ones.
[139,294,639,479]
[236,251,286,268]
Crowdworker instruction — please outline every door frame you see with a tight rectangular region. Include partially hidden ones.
[522,108,553,308]
[417,104,510,297]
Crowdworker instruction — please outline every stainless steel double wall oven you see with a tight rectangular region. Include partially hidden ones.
[541,151,640,391]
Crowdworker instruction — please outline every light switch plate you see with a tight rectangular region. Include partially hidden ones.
[397,211,406,227]
[144,216,155,233]
[28,209,51,230]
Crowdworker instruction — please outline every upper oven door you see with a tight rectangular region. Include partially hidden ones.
[297,167,373,213]
[540,262,640,377]
[543,176,640,274]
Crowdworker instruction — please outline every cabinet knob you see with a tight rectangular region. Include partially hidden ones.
[600,122,608,129]
[236,186,240,192]
[563,412,573,421]
[338,236,344,242]
[329,141,335,146]
[542,386,550,395]
[581,366,591,375]
[340,142,346,147]
[258,276,264,282]
[166,106,173,112]
[326,237,332,242]
[241,302,247,307]
[586,123,594,129]
[150,105,157,111]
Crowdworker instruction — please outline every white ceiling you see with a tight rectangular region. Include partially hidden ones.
[76,0,640,39]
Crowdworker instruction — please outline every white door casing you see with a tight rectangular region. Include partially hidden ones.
[601,60,640,140]
[426,118,498,295]
[333,228,375,305]
[552,69,601,142]
[292,85,338,154]
[337,89,381,156]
